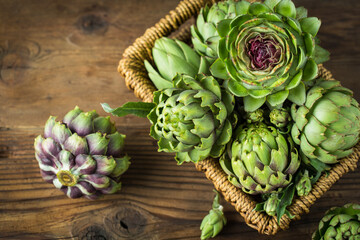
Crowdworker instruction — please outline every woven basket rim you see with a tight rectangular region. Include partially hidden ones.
[117,0,360,235]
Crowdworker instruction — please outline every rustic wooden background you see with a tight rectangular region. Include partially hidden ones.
[0,0,359,239]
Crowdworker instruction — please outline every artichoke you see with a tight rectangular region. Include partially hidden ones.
[264,193,280,216]
[291,79,360,164]
[312,203,360,240]
[270,108,291,128]
[191,0,246,59]
[246,108,264,123]
[200,190,227,240]
[148,74,235,164]
[295,170,312,197]
[34,106,131,199]
[210,0,329,111]
[144,37,210,90]
[220,122,300,194]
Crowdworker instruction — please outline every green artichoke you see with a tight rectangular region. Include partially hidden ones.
[295,170,312,197]
[220,122,300,194]
[34,106,130,199]
[191,0,247,59]
[210,0,329,111]
[263,193,280,216]
[144,37,210,90]
[270,108,291,128]
[246,108,264,123]
[312,203,360,240]
[200,190,227,240]
[291,79,360,164]
[148,74,235,164]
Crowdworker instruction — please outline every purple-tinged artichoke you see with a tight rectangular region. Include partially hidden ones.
[34,106,130,199]
[210,0,330,111]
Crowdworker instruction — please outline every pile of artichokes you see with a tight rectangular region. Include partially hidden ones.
[103,0,360,237]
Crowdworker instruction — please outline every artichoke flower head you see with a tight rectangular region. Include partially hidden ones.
[312,203,360,240]
[34,106,130,199]
[220,122,300,194]
[148,73,236,164]
[209,0,330,112]
[291,79,360,164]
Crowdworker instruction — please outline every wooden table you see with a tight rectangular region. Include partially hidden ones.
[0,0,359,239]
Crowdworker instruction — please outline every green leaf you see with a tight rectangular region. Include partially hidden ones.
[304,33,315,56]
[267,90,289,107]
[295,6,308,20]
[198,56,212,75]
[288,82,306,105]
[300,17,321,37]
[249,3,271,15]
[144,60,173,89]
[235,0,251,15]
[275,0,296,18]
[217,19,232,38]
[314,45,330,64]
[276,183,295,223]
[210,58,229,80]
[101,102,156,118]
[244,96,266,112]
[228,80,248,97]
[303,59,318,81]
[264,0,281,10]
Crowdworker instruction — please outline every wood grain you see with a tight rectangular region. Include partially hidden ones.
[0,0,359,239]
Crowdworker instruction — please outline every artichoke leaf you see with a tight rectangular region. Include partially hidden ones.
[288,81,306,105]
[244,96,266,112]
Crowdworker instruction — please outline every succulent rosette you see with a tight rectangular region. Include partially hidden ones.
[312,203,360,240]
[291,79,360,164]
[191,0,248,59]
[148,73,235,164]
[210,0,329,111]
[34,106,131,199]
[220,122,300,194]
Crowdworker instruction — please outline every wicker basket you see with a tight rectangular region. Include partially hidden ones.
[117,0,360,235]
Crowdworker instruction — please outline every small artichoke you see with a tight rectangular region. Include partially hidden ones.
[264,193,280,216]
[291,79,360,164]
[295,170,312,197]
[148,74,235,164]
[312,203,360,240]
[210,0,329,111]
[191,0,246,59]
[200,190,227,240]
[144,37,210,90]
[246,108,264,123]
[34,106,131,199]
[270,108,291,128]
[220,122,300,194]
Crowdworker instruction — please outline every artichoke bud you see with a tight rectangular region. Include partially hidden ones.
[246,109,264,123]
[264,193,280,216]
[270,108,291,128]
[296,170,312,197]
[200,190,227,240]
[34,106,130,199]
[291,79,360,164]
[149,74,235,164]
[312,203,360,240]
[93,116,116,134]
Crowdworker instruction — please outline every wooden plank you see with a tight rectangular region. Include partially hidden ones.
[0,0,359,239]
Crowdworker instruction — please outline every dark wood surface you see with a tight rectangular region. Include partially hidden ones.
[0,0,359,239]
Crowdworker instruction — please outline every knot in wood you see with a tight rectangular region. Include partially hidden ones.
[78,225,108,240]
[77,14,108,34]
[114,207,147,236]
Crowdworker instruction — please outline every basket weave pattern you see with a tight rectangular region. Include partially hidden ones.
[118,0,360,235]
